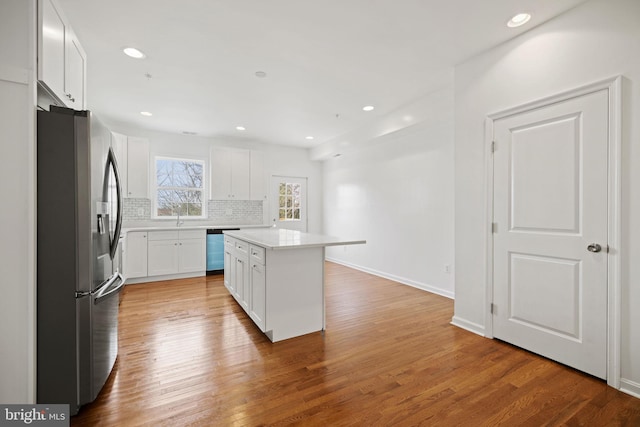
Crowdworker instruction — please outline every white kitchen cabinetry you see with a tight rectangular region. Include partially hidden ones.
[210,147,250,199]
[224,236,233,292]
[225,236,250,310]
[223,234,323,341]
[249,245,266,331]
[147,230,205,277]
[250,151,267,201]
[124,232,148,279]
[110,133,149,199]
[222,229,364,342]
[38,0,86,110]
[110,132,128,195]
[126,137,149,198]
[147,231,180,276]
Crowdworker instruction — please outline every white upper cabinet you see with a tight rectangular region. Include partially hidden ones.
[127,137,149,199]
[63,28,85,110]
[210,147,251,200]
[39,0,65,100]
[38,0,87,109]
[250,150,267,201]
[110,132,128,196]
[110,132,149,199]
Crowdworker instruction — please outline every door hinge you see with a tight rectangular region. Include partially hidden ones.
[490,303,497,315]
[492,222,498,233]
[491,141,496,153]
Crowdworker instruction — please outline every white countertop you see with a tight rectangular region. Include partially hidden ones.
[122,224,270,233]
[223,228,366,250]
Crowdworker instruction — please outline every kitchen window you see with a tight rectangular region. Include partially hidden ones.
[154,156,205,218]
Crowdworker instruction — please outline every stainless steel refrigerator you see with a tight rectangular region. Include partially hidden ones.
[37,106,124,415]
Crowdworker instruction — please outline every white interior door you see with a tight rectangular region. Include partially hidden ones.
[271,176,307,232]
[492,89,609,379]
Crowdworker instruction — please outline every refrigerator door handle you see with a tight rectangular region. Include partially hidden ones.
[94,273,125,304]
[105,147,123,260]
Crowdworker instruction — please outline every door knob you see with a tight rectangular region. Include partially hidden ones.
[587,243,602,253]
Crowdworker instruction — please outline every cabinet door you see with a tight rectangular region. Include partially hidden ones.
[124,232,147,279]
[64,29,85,109]
[224,246,233,292]
[147,240,179,276]
[235,255,249,310]
[39,0,65,99]
[250,262,266,331]
[179,238,205,273]
[127,137,149,198]
[250,151,267,201]
[231,150,250,199]
[210,147,232,199]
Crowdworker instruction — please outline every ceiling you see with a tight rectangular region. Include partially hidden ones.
[58,0,589,148]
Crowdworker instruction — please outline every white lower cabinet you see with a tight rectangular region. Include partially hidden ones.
[147,237,180,276]
[225,236,250,310]
[124,232,148,279]
[179,237,206,273]
[147,230,205,276]
[124,229,205,281]
[249,257,266,331]
[223,236,324,342]
[223,237,233,292]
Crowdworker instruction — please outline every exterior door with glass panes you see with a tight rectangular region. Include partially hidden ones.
[271,176,307,232]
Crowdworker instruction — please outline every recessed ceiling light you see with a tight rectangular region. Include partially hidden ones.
[236,126,246,131]
[305,136,314,140]
[123,47,146,59]
[255,71,267,78]
[363,105,375,112]
[507,13,531,28]
[140,111,152,117]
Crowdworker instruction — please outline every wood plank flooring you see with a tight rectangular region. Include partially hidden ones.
[72,262,640,426]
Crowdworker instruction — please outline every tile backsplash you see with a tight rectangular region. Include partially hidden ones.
[122,198,151,221]
[122,198,264,225]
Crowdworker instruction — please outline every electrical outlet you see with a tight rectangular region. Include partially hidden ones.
[444,264,451,274]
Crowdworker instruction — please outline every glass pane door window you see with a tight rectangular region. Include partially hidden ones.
[278,182,301,221]
[271,176,307,232]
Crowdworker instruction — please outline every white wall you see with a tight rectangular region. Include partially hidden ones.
[109,125,324,233]
[322,78,455,297]
[0,0,37,403]
[453,0,640,396]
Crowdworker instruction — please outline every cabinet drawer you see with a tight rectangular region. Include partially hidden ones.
[234,239,249,255]
[148,230,179,241]
[249,244,265,266]
[179,229,205,240]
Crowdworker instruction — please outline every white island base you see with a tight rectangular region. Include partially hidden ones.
[223,228,365,342]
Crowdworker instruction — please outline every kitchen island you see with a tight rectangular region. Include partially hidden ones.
[223,228,365,342]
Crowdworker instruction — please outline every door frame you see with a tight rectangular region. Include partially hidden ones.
[483,76,622,388]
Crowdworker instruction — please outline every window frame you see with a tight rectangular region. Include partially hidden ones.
[152,155,207,220]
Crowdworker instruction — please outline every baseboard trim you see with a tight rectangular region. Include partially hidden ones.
[325,257,454,299]
[125,271,206,285]
[450,316,486,337]
[619,378,640,399]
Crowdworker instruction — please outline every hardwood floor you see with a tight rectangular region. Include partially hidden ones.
[72,262,640,426]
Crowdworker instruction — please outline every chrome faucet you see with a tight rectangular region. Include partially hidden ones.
[176,205,183,227]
